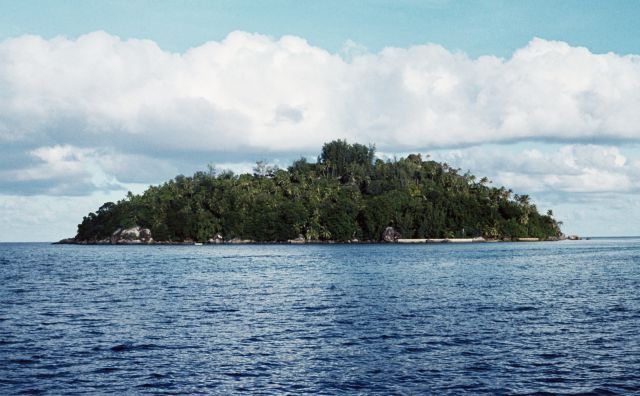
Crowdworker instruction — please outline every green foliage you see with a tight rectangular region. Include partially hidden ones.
[75,140,561,242]
[319,139,375,180]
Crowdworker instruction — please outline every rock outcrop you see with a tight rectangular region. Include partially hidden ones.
[288,234,306,244]
[228,237,254,244]
[382,227,400,243]
[207,233,224,244]
[110,226,153,244]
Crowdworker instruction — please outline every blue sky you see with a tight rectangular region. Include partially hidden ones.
[3,0,640,57]
[1,1,639,240]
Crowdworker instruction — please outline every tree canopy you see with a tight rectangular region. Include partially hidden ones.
[75,140,561,242]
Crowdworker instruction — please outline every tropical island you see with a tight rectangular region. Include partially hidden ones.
[59,140,563,244]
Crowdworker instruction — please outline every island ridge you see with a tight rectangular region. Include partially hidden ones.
[64,140,562,244]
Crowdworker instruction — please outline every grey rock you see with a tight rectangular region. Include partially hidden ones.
[382,226,400,243]
[110,226,153,244]
[208,233,224,244]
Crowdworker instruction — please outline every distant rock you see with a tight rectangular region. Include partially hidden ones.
[110,228,122,244]
[208,233,224,244]
[110,226,153,244]
[139,228,152,242]
[121,227,140,240]
[382,227,400,243]
[228,237,253,244]
[288,234,306,244]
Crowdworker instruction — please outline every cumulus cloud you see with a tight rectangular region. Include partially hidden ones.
[0,144,179,195]
[1,31,640,197]
[429,144,640,194]
[0,189,149,241]
[1,31,640,153]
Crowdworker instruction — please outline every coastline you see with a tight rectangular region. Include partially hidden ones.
[53,236,577,245]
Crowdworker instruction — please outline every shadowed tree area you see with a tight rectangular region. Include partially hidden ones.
[76,140,561,242]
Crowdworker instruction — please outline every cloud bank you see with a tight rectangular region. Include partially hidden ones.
[429,144,640,195]
[1,31,639,197]
[2,31,640,151]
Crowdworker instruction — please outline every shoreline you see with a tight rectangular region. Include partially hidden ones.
[53,236,577,245]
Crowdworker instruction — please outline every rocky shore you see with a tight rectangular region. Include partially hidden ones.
[54,226,577,245]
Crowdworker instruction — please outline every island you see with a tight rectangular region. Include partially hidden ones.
[58,140,563,244]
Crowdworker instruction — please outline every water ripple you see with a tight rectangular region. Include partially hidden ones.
[1,239,639,394]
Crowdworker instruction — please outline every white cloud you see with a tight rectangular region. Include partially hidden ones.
[0,187,149,241]
[0,144,178,195]
[429,144,639,194]
[1,31,639,156]
[536,193,640,237]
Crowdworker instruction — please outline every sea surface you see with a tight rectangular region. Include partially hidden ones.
[1,239,639,395]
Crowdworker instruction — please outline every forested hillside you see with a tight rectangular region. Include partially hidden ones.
[75,140,561,242]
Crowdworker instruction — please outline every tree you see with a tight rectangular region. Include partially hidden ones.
[318,139,375,179]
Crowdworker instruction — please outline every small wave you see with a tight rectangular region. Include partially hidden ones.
[337,379,369,390]
[539,376,568,384]
[404,346,430,353]
[110,343,160,352]
[9,358,38,365]
[136,381,175,389]
[35,372,67,380]
[512,306,539,312]
[94,367,120,373]
[597,382,640,393]
[293,305,332,312]
[223,371,263,378]
[425,340,455,347]
[203,307,239,313]
[40,311,58,317]
[539,352,565,359]
[16,389,45,395]
[466,362,492,372]
[451,337,473,345]
[578,387,618,395]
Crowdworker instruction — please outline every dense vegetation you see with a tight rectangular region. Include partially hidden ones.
[76,140,561,242]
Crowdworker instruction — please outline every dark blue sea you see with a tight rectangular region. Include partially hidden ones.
[1,239,639,395]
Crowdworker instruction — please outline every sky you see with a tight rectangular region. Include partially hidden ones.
[1,0,639,241]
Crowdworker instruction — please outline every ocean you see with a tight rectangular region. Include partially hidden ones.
[1,239,639,394]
